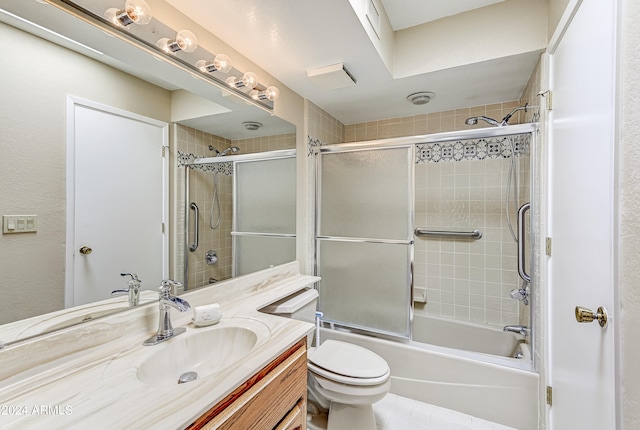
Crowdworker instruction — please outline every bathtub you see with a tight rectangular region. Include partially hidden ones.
[412,314,528,359]
[319,326,538,430]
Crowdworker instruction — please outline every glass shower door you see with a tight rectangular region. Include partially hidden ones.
[315,145,413,338]
[233,152,296,276]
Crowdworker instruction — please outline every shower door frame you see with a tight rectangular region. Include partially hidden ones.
[183,149,296,290]
[231,150,297,277]
[313,123,538,367]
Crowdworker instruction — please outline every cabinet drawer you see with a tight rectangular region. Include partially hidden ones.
[274,399,305,430]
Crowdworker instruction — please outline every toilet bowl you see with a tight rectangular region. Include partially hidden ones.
[307,339,390,430]
[260,288,391,430]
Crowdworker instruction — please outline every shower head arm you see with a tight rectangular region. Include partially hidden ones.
[500,103,529,126]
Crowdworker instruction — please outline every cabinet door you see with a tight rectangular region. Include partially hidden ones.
[189,340,307,430]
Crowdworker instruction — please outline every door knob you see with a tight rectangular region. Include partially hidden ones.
[575,306,608,328]
[79,246,93,255]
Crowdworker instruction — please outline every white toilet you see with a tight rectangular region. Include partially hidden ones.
[261,288,391,430]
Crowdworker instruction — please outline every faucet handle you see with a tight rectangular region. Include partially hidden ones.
[121,272,140,282]
[158,279,183,296]
[121,273,141,291]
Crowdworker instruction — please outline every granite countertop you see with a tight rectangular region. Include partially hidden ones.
[0,262,318,429]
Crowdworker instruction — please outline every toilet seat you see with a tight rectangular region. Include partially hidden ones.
[308,340,390,386]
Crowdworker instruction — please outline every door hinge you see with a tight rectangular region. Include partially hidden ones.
[162,146,168,157]
[546,386,553,406]
[538,90,553,110]
[162,223,165,233]
[545,237,552,256]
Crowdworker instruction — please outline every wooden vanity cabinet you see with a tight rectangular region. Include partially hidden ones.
[187,339,308,430]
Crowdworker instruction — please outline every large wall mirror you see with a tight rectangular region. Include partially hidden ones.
[0,0,296,342]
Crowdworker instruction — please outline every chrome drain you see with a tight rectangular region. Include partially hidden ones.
[178,371,198,384]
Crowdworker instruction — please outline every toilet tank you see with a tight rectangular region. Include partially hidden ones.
[261,288,319,323]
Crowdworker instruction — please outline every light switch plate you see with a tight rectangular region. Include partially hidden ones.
[3,215,37,234]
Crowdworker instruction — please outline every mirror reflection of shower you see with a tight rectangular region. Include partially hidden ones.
[208,145,240,230]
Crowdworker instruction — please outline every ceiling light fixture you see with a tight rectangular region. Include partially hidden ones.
[225,72,259,90]
[196,54,232,74]
[105,0,152,27]
[242,121,263,131]
[250,86,280,102]
[156,29,198,53]
[406,92,435,105]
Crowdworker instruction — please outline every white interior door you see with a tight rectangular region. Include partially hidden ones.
[66,97,168,307]
[547,0,617,427]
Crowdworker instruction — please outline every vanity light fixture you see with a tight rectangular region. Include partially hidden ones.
[250,86,280,102]
[225,72,259,90]
[104,0,152,27]
[156,29,198,54]
[196,54,232,74]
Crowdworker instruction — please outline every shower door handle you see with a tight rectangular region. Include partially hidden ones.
[518,203,531,283]
[189,202,199,252]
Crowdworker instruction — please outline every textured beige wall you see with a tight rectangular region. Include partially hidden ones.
[620,0,640,427]
[0,23,171,324]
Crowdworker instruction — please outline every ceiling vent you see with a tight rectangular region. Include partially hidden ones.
[406,92,436,105]
[307,63,357,90]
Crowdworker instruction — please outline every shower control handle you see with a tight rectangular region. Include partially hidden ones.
[575,306,608,328]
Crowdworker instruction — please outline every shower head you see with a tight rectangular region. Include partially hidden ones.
[465,104,531,127]
[209,145,240,156]
[219,146,240,156]
[465,115,501,127]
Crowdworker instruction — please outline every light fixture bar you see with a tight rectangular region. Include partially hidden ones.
[41,0,276,111]
[0,7,103,55]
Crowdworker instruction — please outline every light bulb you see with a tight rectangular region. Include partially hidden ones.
[156,30,198,54]
[124,0,152,25]
[104,0,151,27]
[241,72,258,89]
[250,86,280,102]
[175,30,198,53]
[196,54,232,74]
[225,72,258,90]
[213,54,232,73]
[264,86,280,101]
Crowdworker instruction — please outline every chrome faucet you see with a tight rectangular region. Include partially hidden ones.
[111,273,142,307]
[143,280,190,346]
[503,325,530,336]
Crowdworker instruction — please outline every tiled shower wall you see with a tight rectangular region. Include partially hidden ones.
[343,101,532,327]
[174,124,295,290]
[414,138,530,327]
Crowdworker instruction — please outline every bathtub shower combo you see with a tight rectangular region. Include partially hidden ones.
[179,149,297,291]
[312,122,539,430]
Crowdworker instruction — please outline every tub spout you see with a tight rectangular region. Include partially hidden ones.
[503,325,530,336]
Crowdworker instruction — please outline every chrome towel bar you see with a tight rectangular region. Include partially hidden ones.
[414,228,483,240]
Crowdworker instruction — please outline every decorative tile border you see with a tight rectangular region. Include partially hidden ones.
[416,134,530,164]
[307,136,325,156]
[177,151,233,174]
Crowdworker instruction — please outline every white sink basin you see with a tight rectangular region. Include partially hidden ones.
[102,318,271,387]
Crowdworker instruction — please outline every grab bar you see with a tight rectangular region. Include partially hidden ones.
[518,202,531,283]
[414,228,482,240]
[189,202,199,252]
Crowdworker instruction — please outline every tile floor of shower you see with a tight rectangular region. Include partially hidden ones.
[373,393,515,430]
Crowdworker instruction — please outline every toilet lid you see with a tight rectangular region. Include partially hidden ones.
[308,340,389,379]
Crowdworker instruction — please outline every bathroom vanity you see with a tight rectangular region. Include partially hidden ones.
[0,262,317,429]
